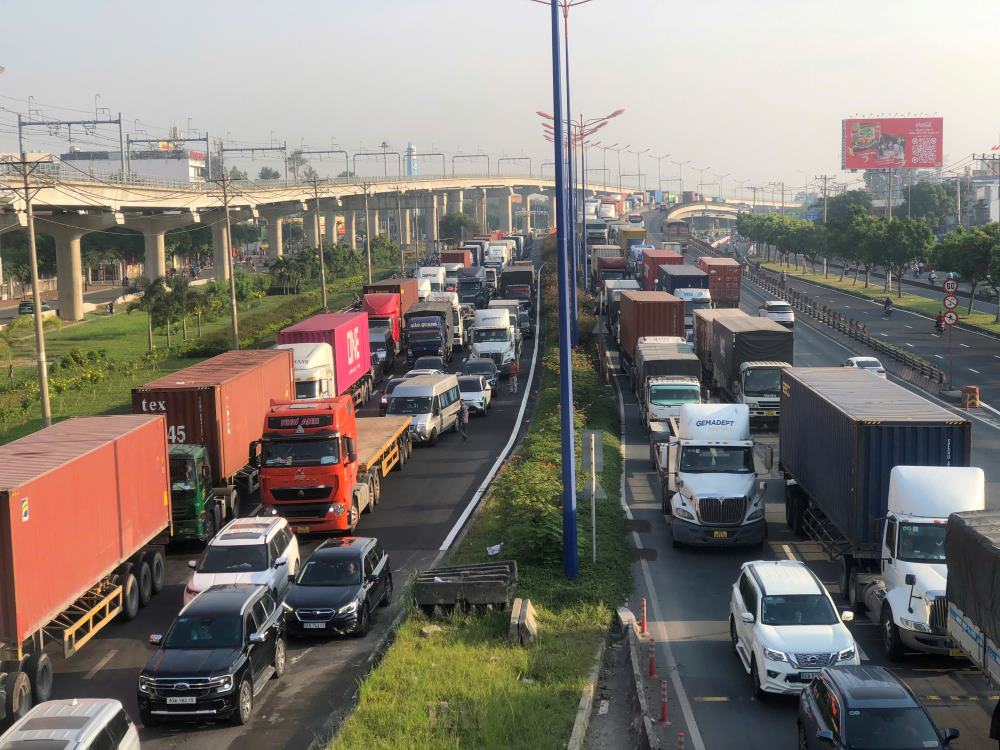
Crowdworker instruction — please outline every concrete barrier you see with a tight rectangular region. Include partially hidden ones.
[622,607,660,750]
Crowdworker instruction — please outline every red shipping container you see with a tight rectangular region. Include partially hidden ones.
[133,350,294,483]
[277,312,371,396]
[641,249,683,291]
[361,279,418,316]
[363,293,402,345]
[0,415,170,645]
[699,257,742,307]
[618,291,685,364]
[440,250,472,267]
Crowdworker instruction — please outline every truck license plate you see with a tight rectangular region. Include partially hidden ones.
[712,530,729,539]
[303,622,326,629]
[948,649,965,658]
[764,410,776,417]
[295,526,310,534]
[167,696,197,705]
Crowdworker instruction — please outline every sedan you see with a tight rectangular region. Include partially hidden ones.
[462,358,499,389]
[843,356,887,379]
[412,356,446,373]
[18,300,52,314]
[379,378,407,417]
[458,376,492,415]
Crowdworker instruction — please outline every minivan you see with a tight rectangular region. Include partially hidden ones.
[387,374,461,445]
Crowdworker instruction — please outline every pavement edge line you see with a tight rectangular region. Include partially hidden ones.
[566,638,609,750]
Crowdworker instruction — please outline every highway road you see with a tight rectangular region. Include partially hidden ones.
[45,243,544,750]
[621,214,1000,749]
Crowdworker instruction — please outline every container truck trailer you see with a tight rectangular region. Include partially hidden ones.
[640,249,683,291]
[692,308,745,385]
[709,313,793,420]
[617,291,685,372]
[698,257,742,307]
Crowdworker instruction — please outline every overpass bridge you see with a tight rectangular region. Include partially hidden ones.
[663,198,803,223]
[0,171,620,320]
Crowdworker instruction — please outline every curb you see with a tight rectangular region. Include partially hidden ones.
[567,638,609,750]
[622,608,660,750]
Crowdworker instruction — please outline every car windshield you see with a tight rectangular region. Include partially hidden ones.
[854,358,882,369]
[295,380,322,399]
[1,740,71,750]
[679,446,754,473]
[170,457,197,491]
[198,544,268,573]
[649,385,700,406]
[296,557,363,586]
[474,328,509,342]
[844,707,941,750]
[767,303,792,313]
[262,438,339,467]
[743,368,781,397]
[163,613,243,650]
[459,281,481,292]
[389,396,432,415]
[897,523,946,563]
[415,358,443,370]
[459,377,483,393]
[759,594,838,626]
[464,362,495,376]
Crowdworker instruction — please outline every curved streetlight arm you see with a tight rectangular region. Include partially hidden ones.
[421,152,447,177]
[452,153,490,177]
[497,156,532,177]
[352,151,402,178]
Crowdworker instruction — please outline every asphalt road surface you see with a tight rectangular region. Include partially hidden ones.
[46,244,544,750]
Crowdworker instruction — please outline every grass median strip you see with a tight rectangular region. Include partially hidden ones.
[331,239,630,750]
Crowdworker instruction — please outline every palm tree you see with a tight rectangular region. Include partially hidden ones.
[189,289,208,338]
[170,276,194,340]
[127,277,168,351]
[269,257,293,295]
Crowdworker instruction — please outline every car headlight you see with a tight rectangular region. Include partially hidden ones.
[674,507,694,521]
[763,647,788,663]
[837,647,856,663]
[282,601,294,613]
[746,508,764,522]
[330,504,345,517]
[338,600,359,615]
[212,674,234,694]
[899,618,932,633]
[138,675,153,694]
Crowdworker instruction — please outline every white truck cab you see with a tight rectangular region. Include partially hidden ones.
[472,308,517,376]
[275,342,335,400]
[673,288,713,335]
[645,376,702,426]
[736,361,789,421]
[416,277,432,301]
[417,266,446,293]
[426,291,467,349]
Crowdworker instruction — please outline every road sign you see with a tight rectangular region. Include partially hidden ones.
[944,311,958,326]
[943,294,959,310]
[943,279,958,293]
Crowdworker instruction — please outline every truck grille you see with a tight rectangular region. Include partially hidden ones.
[791,653,834,669]
[270,487,332,501]
[172,505,194,521]
[484,352,503,366]
[697,497,747,526]
[930,596,948,634]
[272,502,331,520]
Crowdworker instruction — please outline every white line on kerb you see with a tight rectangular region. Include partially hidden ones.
[84,649,118,680]
[960,343,970,348]
[905,343,914,347]
[905,325,913,329]
[933,354,944,359]
[969,368,980,374]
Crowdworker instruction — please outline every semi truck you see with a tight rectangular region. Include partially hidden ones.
[417,266,446,293]
[362,293,402,357]
[601,279,640,329]
[709,313,793,420]
[640,249,683,291]
[585,219,609,244]
[0,415,172,719]
[699,257,742,308]
[440,249,472,267]
[593,256,627,290]
[472,307,518,376]
[617,226,647,255]
[633,340,702,429]
[277,312,379,407]
[617,291,685,373]
[426,291,468,349]
[459,243,483,266]
[133,349,294,540]
[655,264,708,295]
[361,278,418,318]
[692,308,745,385]
[253,397,412,534]
[658,403,767,548]
[500,266,536,310]
[457,266,490,308]
[778,368,975,659]
[403,301,454,365]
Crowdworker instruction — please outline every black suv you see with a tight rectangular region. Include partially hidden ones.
[138,584,286,726]
[797,665,958,749]
[462,358,498,389]
[284,537,391,638]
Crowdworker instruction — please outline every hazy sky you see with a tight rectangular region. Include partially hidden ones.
[3,0,999,195]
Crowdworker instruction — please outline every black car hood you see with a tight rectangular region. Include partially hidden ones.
[286,583,360,610]
[143,647,239,678]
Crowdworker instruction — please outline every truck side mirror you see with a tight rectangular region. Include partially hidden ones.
[249,440,261,468]
[345,437,358,464]
[904,573,916,586]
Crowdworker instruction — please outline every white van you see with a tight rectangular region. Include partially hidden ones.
[387,374,461,445]
[0,699,140,750]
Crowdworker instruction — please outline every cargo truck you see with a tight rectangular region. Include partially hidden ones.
[473,307,518,376]
[426,291,468,349]
[655,264,708,295]
[585,219,609,244]
[601,279,640,330]
[699,257,742,307]
[709,314,793,420]
[617,291,685,373]
[417,266,446,293]
[617,226,647,255]
[0,415,172,718]
[692,308,745,385]
[460,243,483,266]
[640,249,683,291]
[500,266,536,310]
[594,256,627,289]
[440,249,472,267]
[403,301,454,365]
[363,293,401,357]
[361,278,418,317]
[253,397,412,534]
[134,349,294,541]
[633,341,702,429]
[277,312,379,407]
[457,266,490,308]
[778,368,975,659]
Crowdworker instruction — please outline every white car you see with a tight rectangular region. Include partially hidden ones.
[729,560,859,698]
[184,516,300,605]
[458,375,492,415]
[405,368,443,378]
[758,300,795,328]
[0,699,139,750]
[843,356,887,379]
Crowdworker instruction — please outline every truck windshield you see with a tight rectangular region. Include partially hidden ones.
[475,329,509,343]
[263,438,340,467]
[169,457,197,494]
[684,300,711,315]
[743,368,781,397]
[389,396,432,415]
[409,331,441,344]
[649,385,700,406]
[602,271,625,280]
[844,707,941,749]
[163,614,243,650]
[897,523,946,563]
[759,594,837,626]
[295,380,322,399]
[296,558,363,586]
[459,281,481,293]
[198,545,268,573]
[680,446,754,473]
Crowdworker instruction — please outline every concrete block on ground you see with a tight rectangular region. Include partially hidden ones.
[517,598,538,646]
[508,597,523,644]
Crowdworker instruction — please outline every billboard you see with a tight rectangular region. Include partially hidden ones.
[841,117,943,169]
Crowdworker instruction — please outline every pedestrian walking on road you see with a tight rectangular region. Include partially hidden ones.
[509,361,519,394]
[458,401,469,441]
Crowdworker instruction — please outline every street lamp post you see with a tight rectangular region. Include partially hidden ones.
[713,172,730,201]
[652,153,670,198]
[671,160,690,196]
[626,148,649,194]
[612,144,630,194]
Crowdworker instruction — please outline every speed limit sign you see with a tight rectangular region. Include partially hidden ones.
[944,311,958,326]
[943,278,958,293]
[943,294,959,310]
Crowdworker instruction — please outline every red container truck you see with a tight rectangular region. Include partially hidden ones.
[617,291,685,369]
[0,415,171,714]
[361,279,418,316]
[363,293,402,354]
[440,249,472,267]
[699,257,742,308]
[253,398,412,534]
[133,349,294,541]
[640,249,683,291]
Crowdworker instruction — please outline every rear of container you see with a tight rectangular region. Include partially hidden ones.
[699,257,741,307]
[710,315,793,394]
[641,249,683,291]
[656,264,709,294]
[618,291,685,367]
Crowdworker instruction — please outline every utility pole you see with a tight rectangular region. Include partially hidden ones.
[780,181,785,216]
[212,175,240,349]
[395,187,405,273]
[361,181,374,284]
[815,174,832,223]
[309,177,329,310]
[886,169,893,220]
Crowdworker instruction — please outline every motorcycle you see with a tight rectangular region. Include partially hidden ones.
[934,320,945,334]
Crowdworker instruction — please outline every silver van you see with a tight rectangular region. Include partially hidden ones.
[387,374,461,445]
[0,699,140,750]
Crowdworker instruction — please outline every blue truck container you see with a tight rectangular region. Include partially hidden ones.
[779,367,971,549]
[403,302,453,365]
[656,264,709,295]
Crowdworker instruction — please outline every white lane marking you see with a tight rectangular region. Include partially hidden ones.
[905,343,914,347]
[84,649,118,680]
[290,647,313,665]
[995,355,1000,359]
[438,264,543,552]
[933,354,944,359]
[879,333,888,337]
[969,368,981,374]
[905,324,913,329]
[782,544,796,561]
[960,343,970,348]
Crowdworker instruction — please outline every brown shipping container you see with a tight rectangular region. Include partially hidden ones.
[0,415,170,645]
[439,250,472,267]
[699,257,742,307]
[618,291,685,363]
[693,308,747,369]
[641,249,683,291]
[133,350,293,483]
[360,278,419,315]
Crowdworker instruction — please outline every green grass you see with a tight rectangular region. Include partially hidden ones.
[762,262,1000,334]
[331,239,631,750]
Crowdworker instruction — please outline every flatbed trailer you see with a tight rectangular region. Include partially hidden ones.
[355,416,412,509]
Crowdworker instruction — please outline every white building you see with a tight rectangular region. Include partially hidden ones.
[59,145,207,183]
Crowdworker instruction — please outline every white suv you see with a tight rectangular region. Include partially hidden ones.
[729,560,858,698]
[184,517,300,605]
[758,300,795,328]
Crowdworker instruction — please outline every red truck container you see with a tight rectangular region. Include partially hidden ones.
[361,278,418,316]
[277,312,373,399]
[618,291,685,368]
[699,257,742,307]
[0,415,171,703]
[594,256,627,287]
[440,249,472,267]
[692,308,747,382]
[363,293,402,351]
[640,249,683,291]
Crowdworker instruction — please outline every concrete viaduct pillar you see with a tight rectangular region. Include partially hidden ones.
[450,190,464,217]
[125,213,201,281]
[402,208,412,245]
[345,210,357,250]
[549,191,557,229]
[204,208,258,282]
[369,209,380,239]
[304,210,320,248]
[35,213,124,321]
[260,203,304,259]
[521,192,533,235]
[424,193,439,248]
[438,192,448,219]
[493,188,514,234]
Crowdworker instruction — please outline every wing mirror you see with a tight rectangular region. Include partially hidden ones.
[763,446,774,473]
[345,436,358,464]
[187,560,197,569]
[740,611,754,624]
[942,728,960,745]
[248,440,261,468]
[248,632,266,644]
[149,633,163,646]
[274,556,287,569]
[841,611,854,622]
[904,573,916,586]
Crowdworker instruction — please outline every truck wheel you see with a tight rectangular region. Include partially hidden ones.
[4,672,31,721]
[202,509,217,542]
[428,428,438,446]
[349,496,361,533]
[881,605,905,662]
[372,470,382,504]
[150,550,166,594]
[137,559,153,608]
[25,653,52,704]
[121,573,140,621]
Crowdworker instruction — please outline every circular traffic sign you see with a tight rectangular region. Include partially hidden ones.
[943,279,958,293]
[944,311,958,326]
[943,295,959,310]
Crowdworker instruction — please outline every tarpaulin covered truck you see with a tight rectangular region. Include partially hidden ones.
[709,313,793,419]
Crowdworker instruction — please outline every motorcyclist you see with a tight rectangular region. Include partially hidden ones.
[935,312,946,333]
[883,297,893,316]
[928,270,937,285]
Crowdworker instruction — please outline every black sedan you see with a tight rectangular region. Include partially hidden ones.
[284,537,392,638]
[379,378,407,417]
[462,358,499,389]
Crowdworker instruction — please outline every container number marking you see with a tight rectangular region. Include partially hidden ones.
[167,425,187,444]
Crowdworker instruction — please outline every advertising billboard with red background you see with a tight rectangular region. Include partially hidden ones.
[841,117,943,169]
